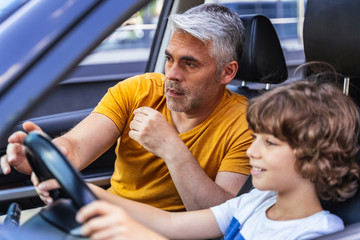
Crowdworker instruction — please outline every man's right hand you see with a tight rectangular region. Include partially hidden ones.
[1,121,42,175]
[1,121,61,205]
[31,172,60,205]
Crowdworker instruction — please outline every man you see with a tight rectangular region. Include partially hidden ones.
[1,4,252,211]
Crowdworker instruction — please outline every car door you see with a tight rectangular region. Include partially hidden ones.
[0,0,170,214]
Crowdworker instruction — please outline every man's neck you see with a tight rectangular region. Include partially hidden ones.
[170,94,223,134]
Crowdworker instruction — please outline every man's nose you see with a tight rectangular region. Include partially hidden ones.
[165,63,182,81]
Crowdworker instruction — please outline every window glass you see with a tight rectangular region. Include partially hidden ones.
[206,0,306,67]
[79,0,163,67]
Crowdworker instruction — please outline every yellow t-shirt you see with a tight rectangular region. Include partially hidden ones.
[93,73,252,211]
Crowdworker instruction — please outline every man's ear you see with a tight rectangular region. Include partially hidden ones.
[220,61,238,85]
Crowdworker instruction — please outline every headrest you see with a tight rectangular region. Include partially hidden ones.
[303,0,360,78]
[236,14,288,84]
[321,188,360,226]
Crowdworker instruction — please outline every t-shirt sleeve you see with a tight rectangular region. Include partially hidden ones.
[92,77,137,132]
[217,104,253,175]
[92,74,160,132]
[210,189,275,235]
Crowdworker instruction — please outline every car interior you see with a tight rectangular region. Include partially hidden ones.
[234,1,360,239]
[0,0,360,239]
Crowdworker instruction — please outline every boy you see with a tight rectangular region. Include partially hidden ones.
[76,79,360,239]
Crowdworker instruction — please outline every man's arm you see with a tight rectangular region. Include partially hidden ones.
[162,142,248,210]
[52,112,121,170]
[1,113,121,203]
[2,113,120,174]
[129,107,248,210]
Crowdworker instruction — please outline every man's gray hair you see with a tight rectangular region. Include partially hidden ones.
[169,3,245,73]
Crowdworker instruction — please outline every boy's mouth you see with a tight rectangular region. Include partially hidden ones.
[252,166,266,172]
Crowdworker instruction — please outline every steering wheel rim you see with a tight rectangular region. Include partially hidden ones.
[24,131,97,209]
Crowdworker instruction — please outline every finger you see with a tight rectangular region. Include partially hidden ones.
[6,143,26,166]
[8,131,27,144]
[79,204,127,239]
[132,112,146,122]
[77,201,113,223]
[0,155,10,175]
[129,119,141,132]
[133,106,154,115]
[128,129,139,142]
[36,187,52,205]
[30,173,53,204]
[31,172,39,186]
[22,121,43,133]
[38,179,60,192]
[82,216,117,238]
[86,219,124,240]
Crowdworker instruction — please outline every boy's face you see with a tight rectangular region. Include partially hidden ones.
[164,31,224,115]
[247,133,313,194]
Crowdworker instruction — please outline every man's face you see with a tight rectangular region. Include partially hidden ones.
[164,32,223,114]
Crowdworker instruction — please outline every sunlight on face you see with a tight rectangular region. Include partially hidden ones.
[247,133,310,194]
[164,32,222,114]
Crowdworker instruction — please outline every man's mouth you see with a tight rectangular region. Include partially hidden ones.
[168,88,183,95]
[166,85,185,96]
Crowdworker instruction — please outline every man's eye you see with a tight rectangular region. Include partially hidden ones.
[185,61,195,68]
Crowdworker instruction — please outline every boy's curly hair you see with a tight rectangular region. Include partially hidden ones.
[246,79,360,202]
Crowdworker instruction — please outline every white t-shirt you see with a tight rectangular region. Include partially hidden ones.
[210,189,344,240]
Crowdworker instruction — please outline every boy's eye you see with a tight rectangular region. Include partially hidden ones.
[251,134,257,140]
[265,139,277,146]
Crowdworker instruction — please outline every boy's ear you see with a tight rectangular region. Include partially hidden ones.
[220,61,238,85]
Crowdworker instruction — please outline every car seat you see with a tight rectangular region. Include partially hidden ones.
[302,0,360,239]
[212,14,287,240]
[227,14,288,99]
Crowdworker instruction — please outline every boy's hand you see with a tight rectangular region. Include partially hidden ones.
[77,201,167,240]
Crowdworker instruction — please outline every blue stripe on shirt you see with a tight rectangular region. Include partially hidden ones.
[224,217,245,240]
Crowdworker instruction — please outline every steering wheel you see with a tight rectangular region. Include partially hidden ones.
[24,131,97,208]
[20,131,98,237]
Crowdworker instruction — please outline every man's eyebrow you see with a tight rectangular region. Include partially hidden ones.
[165,49,171,56]
[164,49,199,63]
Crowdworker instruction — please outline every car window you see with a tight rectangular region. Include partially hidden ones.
[76,0,163,73]
[206,0,306,70]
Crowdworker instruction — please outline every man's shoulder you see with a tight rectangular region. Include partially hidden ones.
[137,72,165,84]
[118,72,165,92]
[224,88,248,105]
[216,89,248,117]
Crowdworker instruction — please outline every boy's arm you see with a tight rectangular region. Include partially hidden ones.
[86,184,223,239]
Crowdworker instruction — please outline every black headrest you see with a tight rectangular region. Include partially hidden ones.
[321,188,360,226]
[303,0,360,78]
[236,14,288,84]
[304,1,360,226]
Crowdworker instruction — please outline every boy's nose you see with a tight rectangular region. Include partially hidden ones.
[247,142,261,160]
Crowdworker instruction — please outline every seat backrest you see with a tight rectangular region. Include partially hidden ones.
[229,14,288,99]
[303,0,360,79]
[303,0,360,226]
[237,14,288,84]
